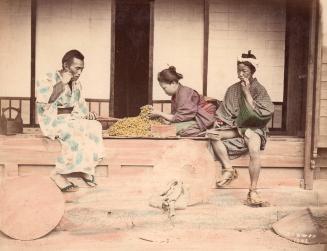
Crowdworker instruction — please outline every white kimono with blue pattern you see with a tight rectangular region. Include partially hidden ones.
[36,71,104,175]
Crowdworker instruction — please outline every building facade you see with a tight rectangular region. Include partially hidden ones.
[0,0,326,187]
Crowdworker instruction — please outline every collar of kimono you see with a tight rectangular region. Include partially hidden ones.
[251,78,258,86]
[172,83,183,101]
[171,83,183,100]
[249,78,259,89]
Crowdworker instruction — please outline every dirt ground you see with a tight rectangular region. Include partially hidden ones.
[1,177,326,251]
[1,226,326,251]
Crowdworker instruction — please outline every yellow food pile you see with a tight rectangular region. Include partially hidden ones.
[107,105,163,137]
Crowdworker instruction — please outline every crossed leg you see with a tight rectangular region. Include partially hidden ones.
[209,129,239,187]
[209,129,238,169]
[209,128,267,205]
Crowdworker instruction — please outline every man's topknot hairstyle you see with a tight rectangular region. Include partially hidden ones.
[237,50,257,74]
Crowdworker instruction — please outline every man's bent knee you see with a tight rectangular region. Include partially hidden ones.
[248,146,261,159]
[244,129,261,155]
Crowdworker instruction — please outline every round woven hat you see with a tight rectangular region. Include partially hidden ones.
[0,176,65,240]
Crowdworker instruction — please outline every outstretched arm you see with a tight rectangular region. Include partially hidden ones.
[150,88,200,122]
[150,110,174,121]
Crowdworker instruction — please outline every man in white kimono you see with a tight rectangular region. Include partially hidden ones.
[36,50,104,192]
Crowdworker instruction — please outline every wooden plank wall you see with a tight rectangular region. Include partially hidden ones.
[0,136,305,188]
[318,46,327,147]
[317,46,327,177]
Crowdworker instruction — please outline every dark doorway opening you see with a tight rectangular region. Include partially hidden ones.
[282,0,312,136]
[112,0,151,118]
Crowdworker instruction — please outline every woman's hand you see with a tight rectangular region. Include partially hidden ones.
[85,112,97,120]
[149,109,162,119]
[149,109,174,122]
[214,119,224,128]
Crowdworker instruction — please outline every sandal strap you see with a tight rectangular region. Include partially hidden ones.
[61,182,78,192]
[82,174,97,186]
[216,168,238,187]
[247,189,264,204]
[222,168,238,178]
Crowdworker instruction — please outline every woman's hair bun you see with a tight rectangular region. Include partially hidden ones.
[168,66,176,72]
[168,66,183,80]
[158,65,183,83]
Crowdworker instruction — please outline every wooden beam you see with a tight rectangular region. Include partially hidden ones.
[85,98,110,103]
[282,6,289,133]
[202,0,209,96]
[152,100,171,103]
[30,0,36,126]
[0,97,30,100]
[109,0,116,117]
[304,0,318,190]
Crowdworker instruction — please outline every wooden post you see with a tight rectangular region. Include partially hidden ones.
[30,0,36,126]
[148,0,154,105]
[304,0,318,190]
[313,1,322,179]
[202,0,209,96]
[109,0,116,117]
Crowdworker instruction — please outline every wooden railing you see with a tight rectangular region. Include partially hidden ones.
[0,97,283,131]
[0,97,32,125]
[0,97,110,126]
[85,98,110,118]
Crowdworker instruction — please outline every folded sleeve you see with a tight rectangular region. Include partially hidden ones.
[215,86,238,126]
[36,76,54,104]
[236,88,274,128]
[36,73,58,139]
[251,86,275,117]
